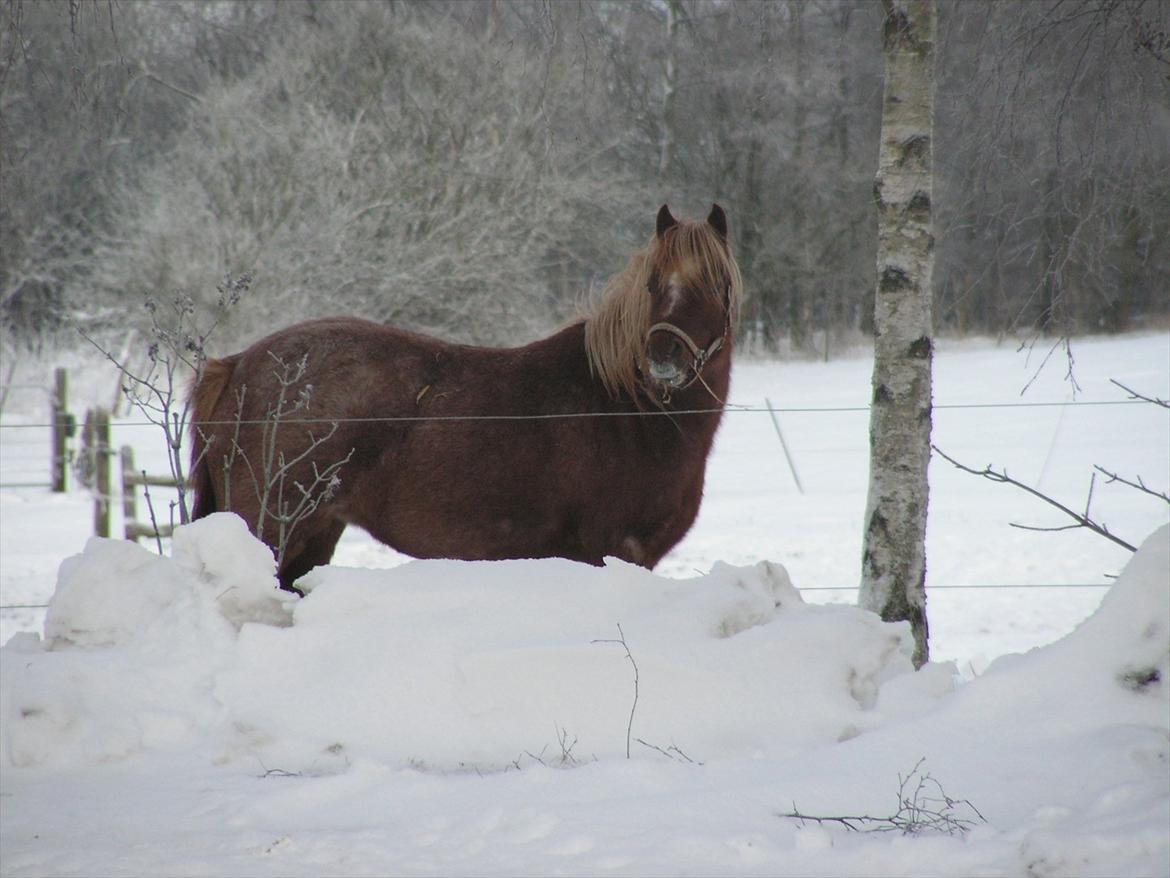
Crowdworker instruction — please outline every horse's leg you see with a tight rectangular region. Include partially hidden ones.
[277,518,347,594]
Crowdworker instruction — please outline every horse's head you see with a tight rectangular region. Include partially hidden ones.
[584,203,742,405]
[642,204,740,400]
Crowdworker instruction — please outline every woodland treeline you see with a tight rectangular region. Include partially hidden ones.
[2,0,1167,354]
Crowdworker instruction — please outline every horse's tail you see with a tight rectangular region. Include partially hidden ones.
[188,355,238,521]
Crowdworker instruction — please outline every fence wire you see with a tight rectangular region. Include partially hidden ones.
[0,397,1152,432]
[0,392,1155,613]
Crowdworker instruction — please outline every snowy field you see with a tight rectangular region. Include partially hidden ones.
[1,332,1168,877]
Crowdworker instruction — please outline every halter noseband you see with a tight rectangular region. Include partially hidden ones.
[645,320,727,404]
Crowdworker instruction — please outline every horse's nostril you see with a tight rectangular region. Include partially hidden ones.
[649,337,685,365]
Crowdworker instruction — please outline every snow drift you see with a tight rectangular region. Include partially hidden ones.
[1,513,930,770]
[1,515,1167,876]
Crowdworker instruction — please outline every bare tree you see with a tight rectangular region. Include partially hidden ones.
[4,1,1166,355]
[859,0,937,668]
[0,1,290,348]
[79,275,249,524]
[238,353,353,570]
[934,0,1170,339]
[90,5,653,347]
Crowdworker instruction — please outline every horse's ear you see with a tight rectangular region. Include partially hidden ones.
[707,203,728,242]
[656,204,678,239]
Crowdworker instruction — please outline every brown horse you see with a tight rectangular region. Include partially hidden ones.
[189,204,742,591]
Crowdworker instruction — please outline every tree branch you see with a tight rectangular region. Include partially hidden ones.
[782,759,985,836]
[1093,465,1170,505]
[1110,379,1169,409]
[932,444,1137,552]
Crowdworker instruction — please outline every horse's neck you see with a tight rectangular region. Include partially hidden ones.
[516,322,601,402]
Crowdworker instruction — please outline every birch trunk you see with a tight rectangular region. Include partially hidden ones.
[859,0,936,668]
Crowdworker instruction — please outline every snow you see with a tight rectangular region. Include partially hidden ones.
[5,532,915,770]
[1,333,1168,876]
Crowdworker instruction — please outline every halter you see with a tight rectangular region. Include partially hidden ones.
[645,318,728,404]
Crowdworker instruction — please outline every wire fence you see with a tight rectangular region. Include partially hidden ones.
[0,397,1152,432]
[0,382,1157,616]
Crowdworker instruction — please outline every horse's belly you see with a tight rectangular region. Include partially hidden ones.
[344,432,704,569]
[353,491,578,563]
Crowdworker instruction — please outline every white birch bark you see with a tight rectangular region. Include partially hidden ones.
[859,0,936,668]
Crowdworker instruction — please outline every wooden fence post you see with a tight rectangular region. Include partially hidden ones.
[119,446,180,543]
[51,367,70,492]
[77,408,97,489]
[93,408,111,537]
[121,445,137,540]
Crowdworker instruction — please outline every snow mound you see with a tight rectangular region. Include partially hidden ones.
[833,525,1167,875]
[947,524,1170,874]
[1,518,1168,877]
[1057,522,1169,695]
[1,514,291,767]
[170,512,292,630]
[217,555,917,769]
[0,514,933,770]
[958,523,1168,729]
[44,513,289,649]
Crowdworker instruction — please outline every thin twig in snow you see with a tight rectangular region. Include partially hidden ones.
[592,622,638,759]
[782,758,985,836]
[635,738,701,764]
[141,473,164,555]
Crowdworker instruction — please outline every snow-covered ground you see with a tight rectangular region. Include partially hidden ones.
[1,332,1168,876]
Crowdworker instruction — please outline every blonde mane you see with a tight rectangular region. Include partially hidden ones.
[583,219,743,401]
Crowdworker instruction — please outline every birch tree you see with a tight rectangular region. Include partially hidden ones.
[859,0,936,668]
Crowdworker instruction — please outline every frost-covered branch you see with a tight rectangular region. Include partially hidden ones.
[77,275,249,524]
[233,352,354,571]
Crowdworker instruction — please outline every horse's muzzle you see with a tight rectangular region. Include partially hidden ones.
[647,330,689,384]
[647,357,688,387]
[645,321,725,396]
